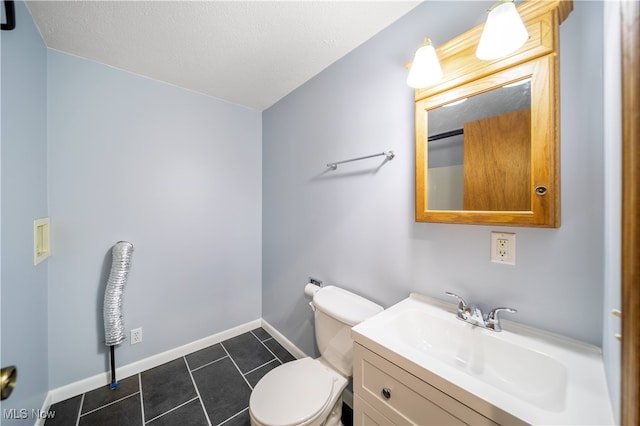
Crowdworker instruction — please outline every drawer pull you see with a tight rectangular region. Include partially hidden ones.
[382,387,391,399]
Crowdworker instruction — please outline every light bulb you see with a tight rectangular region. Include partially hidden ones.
[476,1,529,60]
[407,38,443,89]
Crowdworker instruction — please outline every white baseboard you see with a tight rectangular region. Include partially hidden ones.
[47,319,261,405]
[260,319,307,360]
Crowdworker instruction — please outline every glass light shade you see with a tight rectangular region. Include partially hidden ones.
[476,1,529,60]
[407,40,443,89]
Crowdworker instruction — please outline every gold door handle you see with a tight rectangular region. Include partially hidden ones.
[1,366,17,401]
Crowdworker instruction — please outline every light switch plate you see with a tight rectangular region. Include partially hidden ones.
[34,218,50,265]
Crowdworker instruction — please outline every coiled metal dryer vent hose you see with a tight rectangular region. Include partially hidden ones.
[103,241,134,346]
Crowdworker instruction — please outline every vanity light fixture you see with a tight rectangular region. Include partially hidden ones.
[476,0,529,60]
[407,37,443,89]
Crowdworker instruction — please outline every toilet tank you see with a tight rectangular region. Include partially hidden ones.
[312,286,383,377]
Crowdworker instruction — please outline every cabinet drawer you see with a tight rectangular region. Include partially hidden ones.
[354,394,394,426]
[354,344,497,426]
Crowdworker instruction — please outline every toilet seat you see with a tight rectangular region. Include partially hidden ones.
[249,358,336,426]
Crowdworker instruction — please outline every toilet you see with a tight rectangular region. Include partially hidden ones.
[249,285,383,426]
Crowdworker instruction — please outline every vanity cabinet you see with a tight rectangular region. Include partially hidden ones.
[352,293,614,425]
[353,344,499,426]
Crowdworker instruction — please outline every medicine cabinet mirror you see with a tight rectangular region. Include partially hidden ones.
[415,0,572,227]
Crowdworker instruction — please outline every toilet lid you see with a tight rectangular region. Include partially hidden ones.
[250,358,334,426]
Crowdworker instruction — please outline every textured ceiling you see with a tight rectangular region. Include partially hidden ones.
[26,1,421,110]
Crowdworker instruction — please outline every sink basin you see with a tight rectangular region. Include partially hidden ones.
[351,293,613,425]
[390,308,567,412]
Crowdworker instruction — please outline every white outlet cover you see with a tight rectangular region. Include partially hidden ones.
[131,328,142,344]
[491,232,516,265]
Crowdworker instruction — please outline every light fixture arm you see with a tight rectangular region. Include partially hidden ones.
[487,0,514,12]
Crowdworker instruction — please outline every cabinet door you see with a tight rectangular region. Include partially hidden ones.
[354,344,497,425]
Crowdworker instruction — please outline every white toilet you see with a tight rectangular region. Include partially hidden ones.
[249,285,383,426]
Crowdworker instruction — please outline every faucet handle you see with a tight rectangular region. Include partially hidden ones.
[445,292,467,309]
[486,307,517,331]
[445,292,470,321]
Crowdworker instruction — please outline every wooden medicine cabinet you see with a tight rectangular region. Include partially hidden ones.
[415,0,572,227]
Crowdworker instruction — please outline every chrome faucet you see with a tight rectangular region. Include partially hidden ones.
[445,292,516,332]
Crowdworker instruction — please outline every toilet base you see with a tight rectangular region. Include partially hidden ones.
[324,396,344,426]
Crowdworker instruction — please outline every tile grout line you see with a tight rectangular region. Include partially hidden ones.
[79,391,141,417]
[183,356,213,426]
[217,407,249,426]
[252,330,284,364]
[74,393,85,426]
[220,342,254,390]
[138,373,146,424]
[144,396,200,424]
[251,330,272,344]
[243,358,280,376]
[189,354,229,373]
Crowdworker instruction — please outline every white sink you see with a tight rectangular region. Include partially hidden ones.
[390,307,567,412]
[352,293,614,425]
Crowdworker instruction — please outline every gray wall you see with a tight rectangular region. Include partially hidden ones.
[262,0,606,360]
[46,51,263,388]
[1,1,49,422]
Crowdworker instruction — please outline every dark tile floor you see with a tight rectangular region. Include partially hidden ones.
[45,328,352,426]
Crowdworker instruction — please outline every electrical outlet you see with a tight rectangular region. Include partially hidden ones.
[491,232,516,265]
[131,327,142,345]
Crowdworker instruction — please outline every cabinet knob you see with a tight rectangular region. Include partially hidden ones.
[535,185,548,195]
[382,387,391,399]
